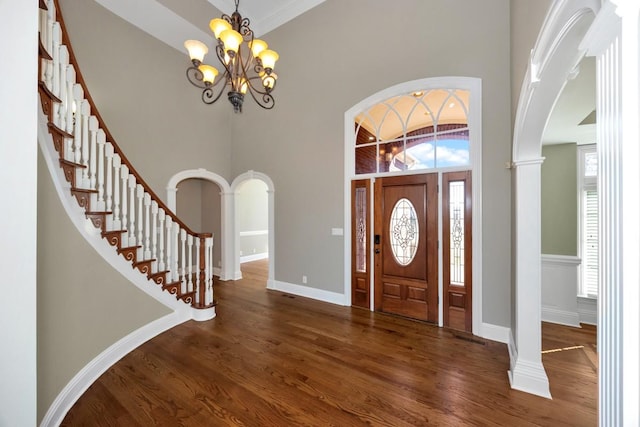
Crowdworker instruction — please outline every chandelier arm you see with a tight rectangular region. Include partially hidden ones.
[243,79,275,109]
[186,66,207,89]
[245,75,274,95]
[214,44,236,88]
[201,78,227,105]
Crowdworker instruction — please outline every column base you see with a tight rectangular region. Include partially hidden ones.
[508,358,552,399]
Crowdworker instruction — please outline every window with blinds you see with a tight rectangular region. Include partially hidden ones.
[579,145,598,298]
[582,189,598,297]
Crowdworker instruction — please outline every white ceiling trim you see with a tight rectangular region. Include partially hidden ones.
[95,0,213,54]
[207,0,325,36]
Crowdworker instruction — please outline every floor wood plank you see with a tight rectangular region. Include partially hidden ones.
[62,260,597,426]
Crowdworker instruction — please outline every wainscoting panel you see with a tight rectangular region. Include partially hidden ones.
[541,254,581,327]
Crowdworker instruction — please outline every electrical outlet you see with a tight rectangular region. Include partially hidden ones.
[302,275,307,284]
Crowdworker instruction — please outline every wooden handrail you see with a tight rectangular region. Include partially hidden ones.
[52,0,210,240]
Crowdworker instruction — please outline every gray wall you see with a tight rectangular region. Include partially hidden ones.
[237,179,269,257]
[541,144,578,256]
[231,0,513,326]
[510,0,552,120]
[37,152,171,421]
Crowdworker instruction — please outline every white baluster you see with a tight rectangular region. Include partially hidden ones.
[128,175,136,246]
[72,85,84,186]
[195,237,201,304]
[187,234,194,293]
[136,185,144,253]
[51,23,61,125]
[104,142,114,213]
[180,229,187,294]
[172,222,179,282]
[65,65,76,139]
[144,193,151,260]
[207,237,214,305]
[88,116,98,191]
[80,101,91,188]
[96,130,106,211]
[43,0,56,84]
[158,209,166,272]
[151,201,158,273]
[120,164,128,235]
[112,154,121,229]
[57,46,69,128]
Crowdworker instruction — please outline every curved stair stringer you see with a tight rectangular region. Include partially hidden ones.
[37,98,214,320]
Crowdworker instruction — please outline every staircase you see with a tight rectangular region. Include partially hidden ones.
[37,0,216,318]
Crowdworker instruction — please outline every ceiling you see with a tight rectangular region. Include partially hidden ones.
[206,0,326,36]
[542,56,596,146]
[95,0,326,55]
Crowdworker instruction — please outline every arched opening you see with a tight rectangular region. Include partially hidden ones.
[167,169,234,281]
[236,179,269,275]
[510,0,599,398]
[231,171,275,287]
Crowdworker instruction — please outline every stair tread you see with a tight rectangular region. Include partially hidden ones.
[85,211,113,215]
[39,0,47,10]
[38,81,61,103]
[102,230,127,235]
[118,245,141,250]
[133,259,156,266]
[48,122,73,138]
[59,158,87,169]
[38,36,52,60]
[71,187,98,194]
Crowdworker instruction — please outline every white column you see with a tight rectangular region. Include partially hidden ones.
[221,191,235,281]
[581,2,640,424]
[0,1,37,424]
[509,157,551,399]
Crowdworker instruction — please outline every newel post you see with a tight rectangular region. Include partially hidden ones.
[198,234,208,307]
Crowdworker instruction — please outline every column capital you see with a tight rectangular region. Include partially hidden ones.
[513,157,545,167]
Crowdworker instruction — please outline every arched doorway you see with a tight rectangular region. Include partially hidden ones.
[231,171,275,287]
[167,169,234,281]
[510,0,599,399]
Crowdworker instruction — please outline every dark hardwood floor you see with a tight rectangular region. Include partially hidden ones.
[62,260,597,426]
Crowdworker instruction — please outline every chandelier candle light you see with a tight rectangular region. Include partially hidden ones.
[184,0,279,113]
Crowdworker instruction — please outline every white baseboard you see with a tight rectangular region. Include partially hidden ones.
[480,322,511,344]
[240,252,268,263]
[542,305,581,327]
[40,311,190,427]
[267,280,346,306]
[578,297,597,325]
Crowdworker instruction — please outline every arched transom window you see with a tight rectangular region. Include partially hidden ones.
[354,89,470,174]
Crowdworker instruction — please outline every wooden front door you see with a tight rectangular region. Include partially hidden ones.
[374,174,438,323]
[351,179,371,309]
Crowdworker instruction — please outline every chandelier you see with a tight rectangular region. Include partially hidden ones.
[184,0,279,113]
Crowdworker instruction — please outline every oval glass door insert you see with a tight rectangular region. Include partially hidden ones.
[389,198,419,266]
